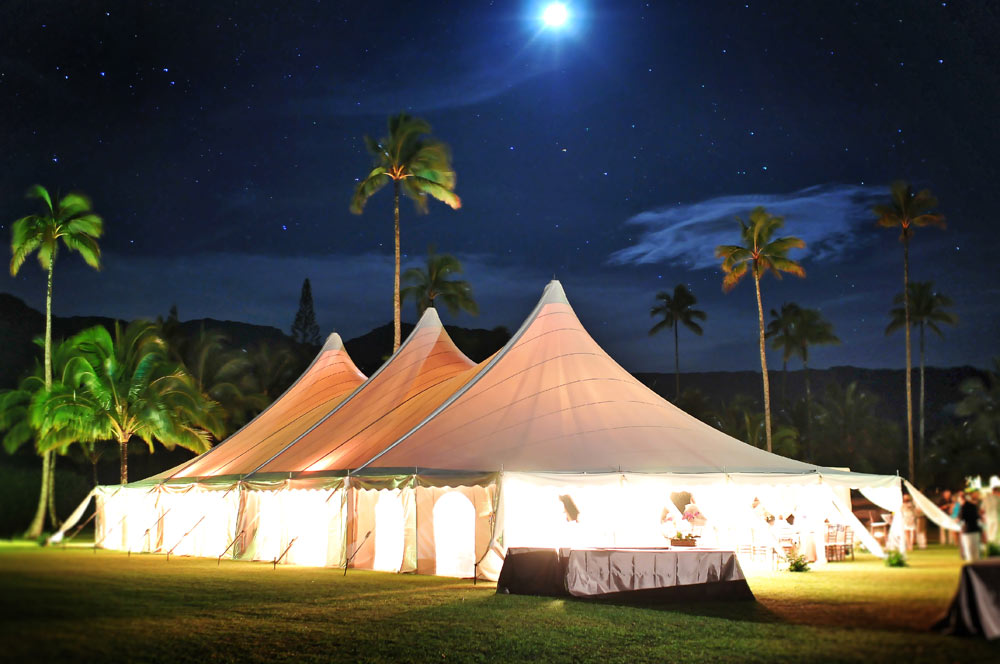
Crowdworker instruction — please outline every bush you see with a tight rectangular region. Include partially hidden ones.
[786,549,810,572]
[986,542,1000,558]
[885,549,908,567]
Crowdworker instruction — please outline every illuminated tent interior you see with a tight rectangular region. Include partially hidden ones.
[53,281,957,579]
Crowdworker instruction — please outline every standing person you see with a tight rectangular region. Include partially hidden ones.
[937,490,955,545]
[901,494,918,551]
[959,492,982,562]
[989,487,1000,550]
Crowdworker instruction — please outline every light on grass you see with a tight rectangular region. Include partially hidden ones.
[541,3,570,28]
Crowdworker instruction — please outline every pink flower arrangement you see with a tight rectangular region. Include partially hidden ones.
[682,508,702,522]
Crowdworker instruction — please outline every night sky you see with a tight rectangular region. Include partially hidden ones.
[2,1,997,373]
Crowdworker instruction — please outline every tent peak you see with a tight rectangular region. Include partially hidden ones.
[539,280,570,306]
[320,333,345,352]
[413,305,442,330]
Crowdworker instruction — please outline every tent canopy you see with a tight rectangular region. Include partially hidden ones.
[145,280,894,491]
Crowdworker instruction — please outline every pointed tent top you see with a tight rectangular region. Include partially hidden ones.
[539,280,569,306]
[413,304,442,330]
[320,332,345,353]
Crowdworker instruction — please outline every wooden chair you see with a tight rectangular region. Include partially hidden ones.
[843,526,855,560]
[825,524,843,561]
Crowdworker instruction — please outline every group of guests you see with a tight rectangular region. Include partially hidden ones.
[936,486,1000,561]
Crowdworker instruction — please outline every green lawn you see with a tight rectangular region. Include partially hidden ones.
[0,542,996,663]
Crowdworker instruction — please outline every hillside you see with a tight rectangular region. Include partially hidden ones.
[1,292,981,419]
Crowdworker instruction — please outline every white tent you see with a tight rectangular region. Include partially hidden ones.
[53,281,954,578]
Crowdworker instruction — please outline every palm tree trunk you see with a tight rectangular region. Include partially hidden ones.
[392,180,401,352]
[674,324,680,399]
[45,262,53,388]
[753,273,773,452]
[919,321,926,468]
[23,450,51,539]
[25,262,57,539]
[47,455,60,528]
[903,238,914,481]
[120,437,128,485]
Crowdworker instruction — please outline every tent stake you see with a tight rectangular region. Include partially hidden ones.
[61,511,97,547]
[166,516,206,562]
[94,514,128,553]
[343,530,372,577]
[273,537,298,569]
[218,529,245,566]
[140,508,172,553]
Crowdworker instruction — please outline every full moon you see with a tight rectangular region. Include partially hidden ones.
[541,3,570,28]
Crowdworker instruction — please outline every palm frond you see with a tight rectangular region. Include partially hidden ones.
[350,168,390,214]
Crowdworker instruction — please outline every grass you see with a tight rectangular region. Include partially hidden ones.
[0,542,996,663]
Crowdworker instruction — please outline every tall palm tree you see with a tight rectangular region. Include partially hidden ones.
[873,180,945,481]
[886,281,957,463]
[400,249,479,318]
[9,185,103,537]
[32,321,225,484]
[350,114,462,352]
[787,308,840,459]
[648,284,706,399]
[766,302,803,402]
[716,206,805,452]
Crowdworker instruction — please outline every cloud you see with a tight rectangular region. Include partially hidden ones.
[609,184,885,270]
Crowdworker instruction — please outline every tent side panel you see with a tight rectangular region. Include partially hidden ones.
[415,486,438,575]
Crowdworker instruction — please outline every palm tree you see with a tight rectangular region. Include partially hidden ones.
[955,358,1000,447]
[717,394,800,458]
[873,180,946,481]
[787,308,840,459]
[1,337,106,502]
[31,321,225,484]
[814,381,901,473]
[886,281,958,463]
[9,185,103,537]
[169,326,269,435]
[400,249,479,318]
[648,285,707,399]
[350,114,462,352]
[766,302,803,402]
[716,206,806,452]
[246,340,304,401]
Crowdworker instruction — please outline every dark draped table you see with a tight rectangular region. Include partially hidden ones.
[496,547,754,602]
[935,558,1000,640]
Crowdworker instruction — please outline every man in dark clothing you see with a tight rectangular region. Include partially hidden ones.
[959,492,982,561]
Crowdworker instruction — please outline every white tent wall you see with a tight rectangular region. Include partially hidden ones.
[348,487,416,573]
[245,487,346,567]
[158,486,240,558]
[495,471,893,572]
[95,486,162,553]
[414,484,498,578]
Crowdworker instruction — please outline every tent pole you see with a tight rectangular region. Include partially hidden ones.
[473,472,504,585]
